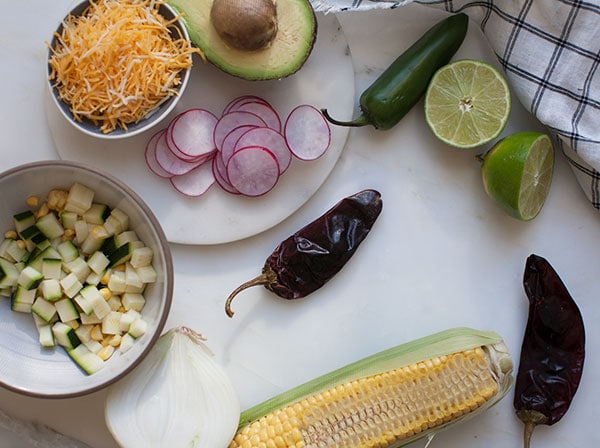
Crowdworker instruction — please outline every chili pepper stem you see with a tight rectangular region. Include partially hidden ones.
[225,269,278,318]
[321,109,371,128]
[516,410,547,448]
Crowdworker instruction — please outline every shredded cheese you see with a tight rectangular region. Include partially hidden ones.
[48,0,202,133]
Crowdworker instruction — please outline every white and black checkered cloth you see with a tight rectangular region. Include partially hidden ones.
[313,0,600,209]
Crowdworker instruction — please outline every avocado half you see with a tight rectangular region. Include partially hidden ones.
[168,0,317,80]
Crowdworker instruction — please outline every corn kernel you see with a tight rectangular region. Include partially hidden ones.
[35,203,49,219]
[4,230,17,239]
[98,345,115,361]
[108,334,122,347]
[90,324,103,341]
[26,196,39,207]
[99,287,112,301]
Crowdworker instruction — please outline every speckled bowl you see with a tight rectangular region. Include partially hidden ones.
[0,161,173,397]
[46,0,192,139]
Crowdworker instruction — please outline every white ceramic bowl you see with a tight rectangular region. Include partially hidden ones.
[46,0,192,139]
[0,161,173,397]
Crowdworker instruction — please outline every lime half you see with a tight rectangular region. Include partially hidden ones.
[481,132,554,220]
[425,59,511,148]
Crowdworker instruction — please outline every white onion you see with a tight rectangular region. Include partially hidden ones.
[105,327,240,448]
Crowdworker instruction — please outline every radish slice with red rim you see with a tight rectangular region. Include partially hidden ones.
[214,111,267,150]
[170,160,216,197]
[219,125,257,161]
[234,102,281,132]
[234,127,292,173]
[155,131,207,176]
[145,130,173,178]
[226,146,280,197]
[167,108,218,160]
[284,105,331,161]
[212,154,240,195]
[222,95,271,115]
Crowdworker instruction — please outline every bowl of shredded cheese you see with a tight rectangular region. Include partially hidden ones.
[47,0,200,139]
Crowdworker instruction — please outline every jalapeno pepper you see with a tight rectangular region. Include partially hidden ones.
[225,189,383,317]
[321,13,468,130]
[514,254,585,448]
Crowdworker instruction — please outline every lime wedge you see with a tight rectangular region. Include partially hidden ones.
[425,59,511,148]
[481,132,554,220]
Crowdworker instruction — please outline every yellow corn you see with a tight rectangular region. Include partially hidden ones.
[230,328,513,448]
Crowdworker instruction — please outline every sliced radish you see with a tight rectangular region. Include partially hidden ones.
[155,131,206,176]
[212,154,239,195]
[145,129,173,178]
[214,111,267,150]
[226,146,280,197]
[167,108,218,160]
[170,160,215,197]
[219,125,257,161]
[222,95,271,115]
[234,102,281,132]
[284,105,331,161]
[234,127,292,173]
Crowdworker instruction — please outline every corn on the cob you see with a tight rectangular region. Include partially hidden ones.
[230,327,513,448]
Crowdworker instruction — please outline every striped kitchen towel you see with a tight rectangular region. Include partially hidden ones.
[313,0,600,209]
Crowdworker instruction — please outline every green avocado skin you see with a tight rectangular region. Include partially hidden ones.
[167,0,317,80]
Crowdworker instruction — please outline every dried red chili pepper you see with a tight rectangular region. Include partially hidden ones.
[225,189,383,317]
[514,254,585,448]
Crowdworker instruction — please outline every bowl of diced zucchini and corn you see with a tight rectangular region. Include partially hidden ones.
[0,161,173,397]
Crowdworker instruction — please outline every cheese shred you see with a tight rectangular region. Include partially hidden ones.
[48,0,202,133]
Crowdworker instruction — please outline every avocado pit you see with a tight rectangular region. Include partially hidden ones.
[211,0,278,51]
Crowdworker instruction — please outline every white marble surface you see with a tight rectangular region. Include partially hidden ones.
[1,1,599,447]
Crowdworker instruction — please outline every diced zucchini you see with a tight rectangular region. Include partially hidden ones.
[100,236,118,256]
[108,242,133,267]
[75,324,93,343]
[57,240,79,263]
[104,209,129,235]
[6,239,28,263]
[128,318,148,338]
[102,311,123,335]
[36,213,65,240]
[52,321,81,349]
[74,220,89,245]
[42,258,63,280]
[119,309,139,332]
[31,297,57,323]
[0,258,21,288]
[37,325,56,348]
[26,246,61,272]
[13,210,36,233]
[119,333,135,353]
[136,265,157,284]
[73,293,94,316]
[107,270,126,293]
[19,224,40,241]
[63,257,91,282]
[85,271,102,286]
[116,230,139,246]
[83,339,103,354]
[130,246,153,268]
[66,344,104,375]
[80,226,110,255]
[40,278,63,301]
[107,295,122,311]
[65,182,94,215]
[83,203,110,225]
[17,266,43,290]
[87,251,110,275]
[59,273,82,299]
[0,238,13,259]
[80,285,111,319]
[60,210,78,230]
[55,298,80,322]
[79,312,102,325]
[121,292,145,312]
[125,263,143,290]
[10,285,36,313]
